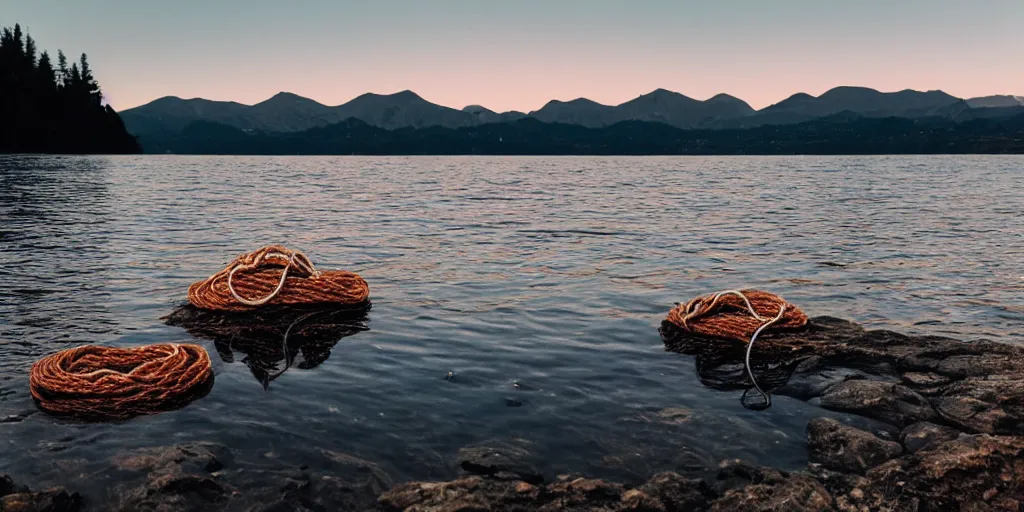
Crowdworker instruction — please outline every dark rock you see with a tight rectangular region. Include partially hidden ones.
[248,472,381,512]
[505,398,523,407]
[112,442,232,475]
[899,422,961,453]
[116,473,231,512]
[458,439,543,484]
[806,465,869,498]
[857,434,1024,511]
[712,459,789,494]
[319,449,393,497]
[707,462,833,512]
[378,477,515,512]
[932,376,1024,434]
[1,488,83,512]
[807,417,903,474]
[1,474,27,497]
[638,472,715,511]
[900,371,950,389]
[661,315,1024,436]
[819,379,938,428]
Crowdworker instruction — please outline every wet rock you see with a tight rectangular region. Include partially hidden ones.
[248,473,381,512]
[806,465,869,498]
[637,472,715,511]
[544,475,627,510]
[1,488,83,512]
[1,474,26,497]
[116,472,231,512]
[458,439,543,484]
[899,422,960,453]
[819,379,938,428]
[112,442,232,475]
[857,434,1024,511]
[377,472,713,512]
[807,417,903,474]
[900,371,950,389]
[932,376,1024,434]
[662,316,1024,436]
[378,477,513,512]
[319,449,393,497]
[708,461,833,512]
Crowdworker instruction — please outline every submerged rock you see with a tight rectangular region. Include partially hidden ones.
[457,438,543,484]
[807,417,903,474]
[0,475,81,512]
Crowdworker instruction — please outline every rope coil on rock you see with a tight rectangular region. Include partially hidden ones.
[666,289,808,409]
[30,343,213,419]
[187,245,369,312]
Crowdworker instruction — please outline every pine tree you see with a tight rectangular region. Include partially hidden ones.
[57,50,68,86]
[13,24,23,54]
[0,23,138,153]
[24,34,36,68]
[37,51,55,89]
[79,53,101,103]
[69,62,81,87]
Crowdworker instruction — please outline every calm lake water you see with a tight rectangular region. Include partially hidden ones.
[1,155,1022,504]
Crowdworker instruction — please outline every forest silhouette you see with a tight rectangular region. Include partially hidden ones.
[0,23,139,154]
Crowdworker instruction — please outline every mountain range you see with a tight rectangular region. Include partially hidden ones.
[121,86,1024,139]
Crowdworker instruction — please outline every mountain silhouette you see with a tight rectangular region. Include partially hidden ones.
[462,105,527,124]
[121,86,1023,141]
[966,95,1024,108]
[724,86,964,128]
[333,90,473,129]
[139,111,1024,155]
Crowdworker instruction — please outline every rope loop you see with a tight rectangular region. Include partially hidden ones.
[667,289,808,409]
[188,245,368,312]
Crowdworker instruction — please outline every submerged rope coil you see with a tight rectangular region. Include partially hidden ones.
[187,245,369,312]
[666,289,808,409]
[30,343,213,419]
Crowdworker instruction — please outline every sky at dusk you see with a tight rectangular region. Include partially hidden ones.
[6,0,1023,112]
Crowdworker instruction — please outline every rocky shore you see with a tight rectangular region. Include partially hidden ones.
[3,317,1022,511]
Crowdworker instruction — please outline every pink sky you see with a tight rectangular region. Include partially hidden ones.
[9,0,1023,112]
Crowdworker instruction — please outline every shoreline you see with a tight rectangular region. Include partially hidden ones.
[4,316,1022,510]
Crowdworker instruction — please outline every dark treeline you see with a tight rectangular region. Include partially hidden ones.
[142,114,1024,155]
[0,23,139,154]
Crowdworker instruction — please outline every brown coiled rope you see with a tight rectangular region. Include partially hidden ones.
[666,289,808,409]
[30,343,213,419]
[666,289,808,343]
[187,245,369,312]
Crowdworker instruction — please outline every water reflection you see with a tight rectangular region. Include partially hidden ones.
[659,321,807,410]
[164,304,370,388]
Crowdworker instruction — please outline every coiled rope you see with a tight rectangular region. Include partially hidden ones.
[30,343,213,419]
[666,289,808,408]
[187,245,369,312]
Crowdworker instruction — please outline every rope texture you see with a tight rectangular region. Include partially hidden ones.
[187,245,369,312]
[666,289,808,343]
[30,343,213,419]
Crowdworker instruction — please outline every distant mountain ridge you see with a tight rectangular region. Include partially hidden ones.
[120,86,1024,139]
[139,111,1024,155]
